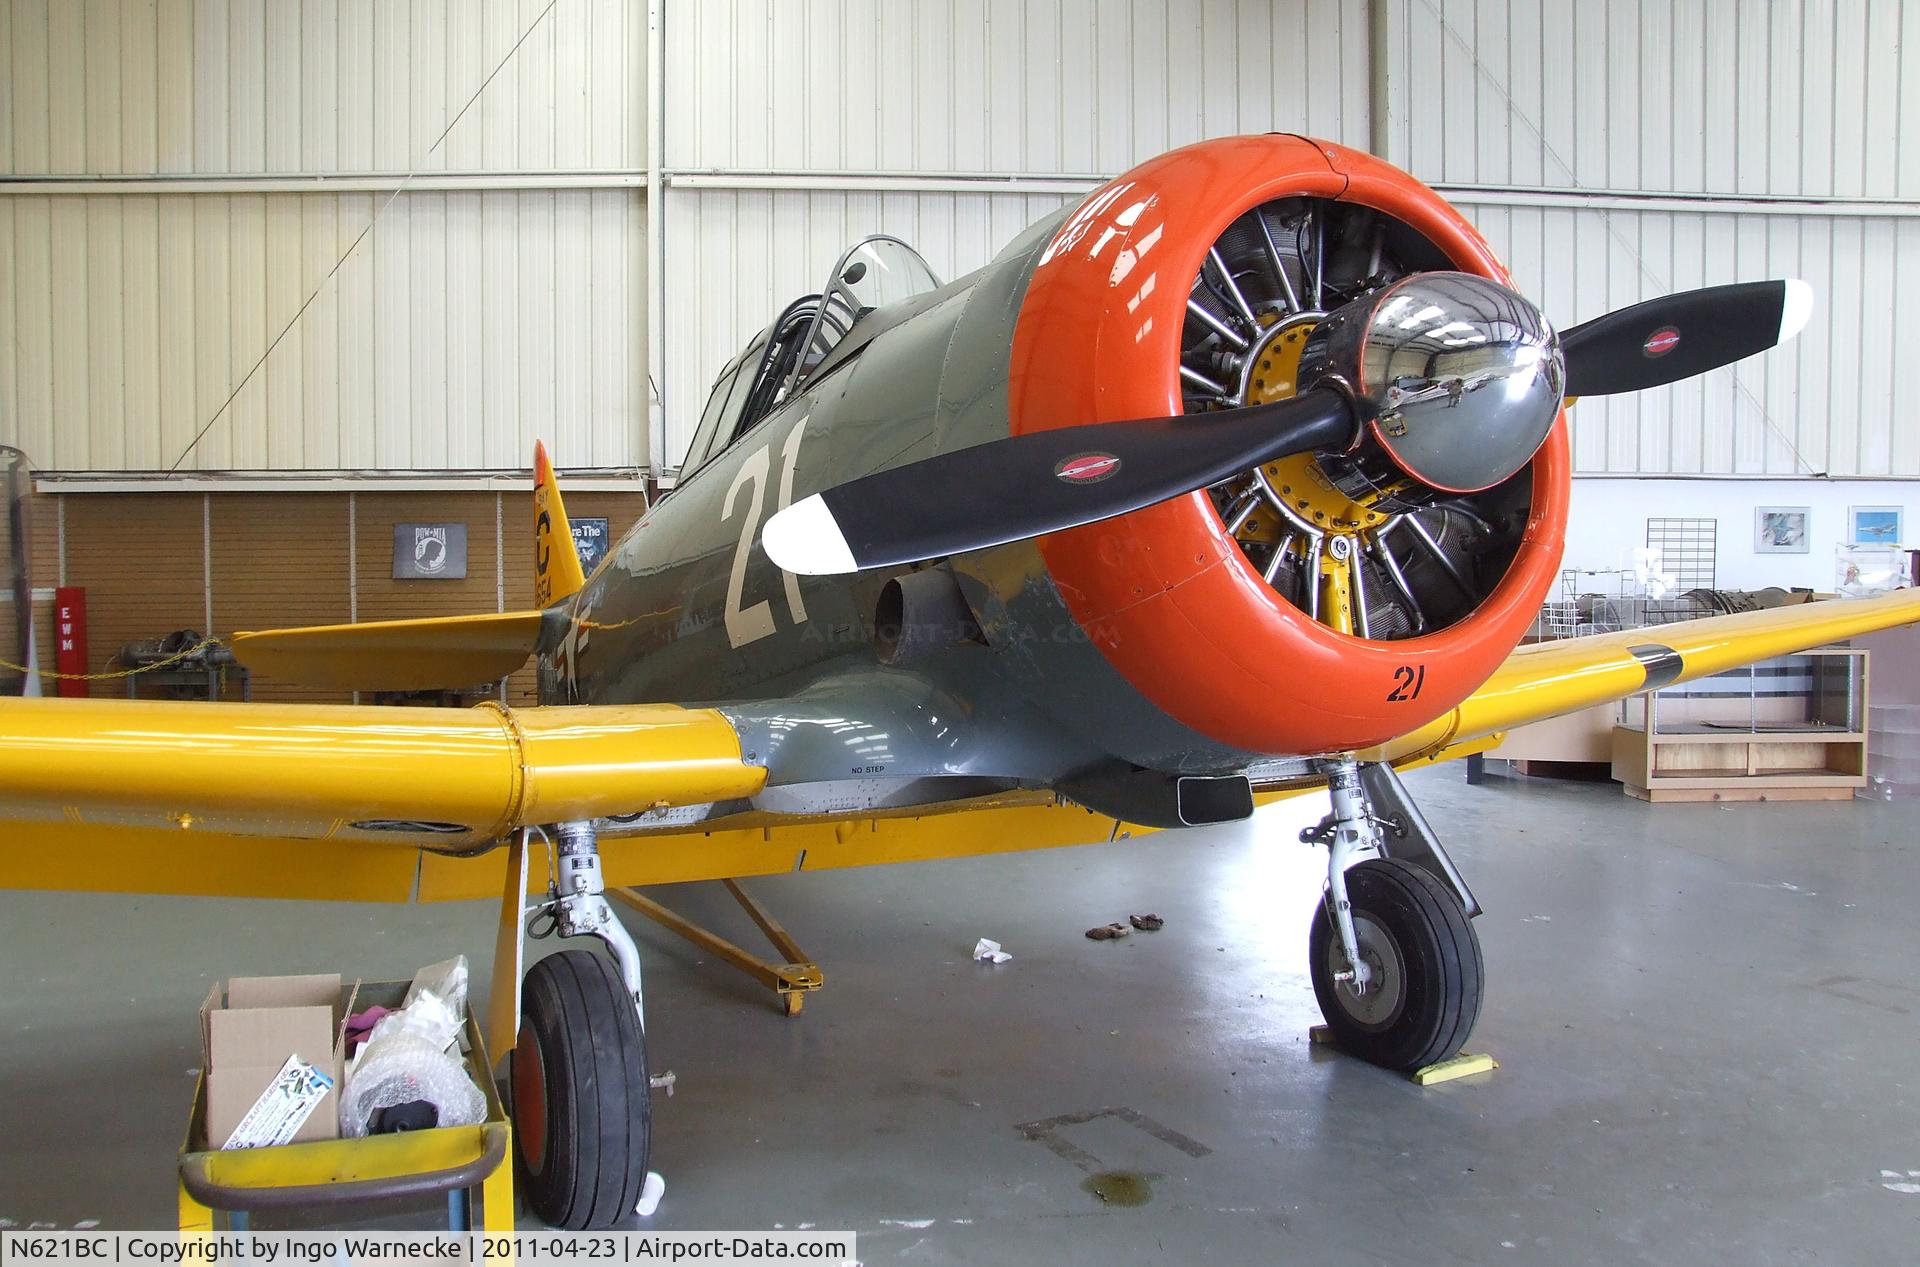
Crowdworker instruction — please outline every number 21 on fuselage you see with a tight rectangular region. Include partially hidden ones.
[722,418,810,649]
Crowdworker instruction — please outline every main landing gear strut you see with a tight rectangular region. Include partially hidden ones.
[1300,759,1484,1071]
[491,824,819,1229]
[507,820,655,1229]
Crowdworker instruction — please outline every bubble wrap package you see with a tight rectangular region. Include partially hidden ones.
[341,955,486,1137]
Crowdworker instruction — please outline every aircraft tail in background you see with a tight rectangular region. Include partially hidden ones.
[533,440,587,609]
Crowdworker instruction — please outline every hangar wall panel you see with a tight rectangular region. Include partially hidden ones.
[37,486,649,701]
[1461,202,1920,478]
[59,493,208,692]
[0,0,644,176]
[1375,0,1919,199]
[665,0,1370,176]
[209,492,349,700]
[658,0,1371,468]
[0,189,645,472]
[0,0,650,474]
[1378,0,1920,477]
[6,0,1914,481]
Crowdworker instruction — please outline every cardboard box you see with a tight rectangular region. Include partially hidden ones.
[201,974,348,1148]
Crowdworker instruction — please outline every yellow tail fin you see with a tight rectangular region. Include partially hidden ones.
[533,440,587,607]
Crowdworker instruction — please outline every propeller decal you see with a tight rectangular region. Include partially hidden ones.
[1054,453,1122,484]
[1642,327,1681,357]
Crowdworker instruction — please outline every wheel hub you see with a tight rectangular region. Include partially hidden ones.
[512,1024,549,1173]
[1328,913,1405,1029]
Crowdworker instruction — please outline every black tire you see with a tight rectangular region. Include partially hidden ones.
[1308,857,1483,1072]
[511,949,652,1229]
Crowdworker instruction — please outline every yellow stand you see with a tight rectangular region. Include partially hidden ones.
[178,988,514,1231]
[1308,1024,1499,1085]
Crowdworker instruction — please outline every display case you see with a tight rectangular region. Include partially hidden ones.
[1611,648,1868,801]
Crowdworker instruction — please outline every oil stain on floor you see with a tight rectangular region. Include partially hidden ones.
[1082,1171,1154,1207]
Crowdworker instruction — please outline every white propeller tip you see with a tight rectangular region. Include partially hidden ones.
[763,494,859,576]
[1779,279,1814,343]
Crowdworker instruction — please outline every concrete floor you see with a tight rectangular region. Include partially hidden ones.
[4,765,1919,1263]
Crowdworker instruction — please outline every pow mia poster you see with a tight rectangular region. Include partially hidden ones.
[393,523,468,579]
[571,518,611,572]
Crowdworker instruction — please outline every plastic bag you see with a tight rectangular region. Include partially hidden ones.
[1836,545,1909,599]
[340,956,486,1138]
[404,956,469,1020]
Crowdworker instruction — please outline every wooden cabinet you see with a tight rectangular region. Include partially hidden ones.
[1610,648,1869,802]
[1497,703,1621,766]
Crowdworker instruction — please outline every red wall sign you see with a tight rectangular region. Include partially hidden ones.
[53,587,88,698]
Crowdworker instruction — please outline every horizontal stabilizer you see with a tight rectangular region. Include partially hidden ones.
[231,610,560,691]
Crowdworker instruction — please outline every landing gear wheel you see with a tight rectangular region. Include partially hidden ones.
[512,949,652,1229]
[1309,857,1483,1072]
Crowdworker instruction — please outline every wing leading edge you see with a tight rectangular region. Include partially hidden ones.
[0,697,767,850]
[1369,588,1920,765]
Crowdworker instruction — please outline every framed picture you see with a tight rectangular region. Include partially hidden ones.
[392,523,469,579]
[1849,505,1903,547]
[570,517,612,571]
[1755,506,1809,554]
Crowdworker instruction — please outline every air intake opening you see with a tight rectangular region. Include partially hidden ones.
[1175,775,1255,826]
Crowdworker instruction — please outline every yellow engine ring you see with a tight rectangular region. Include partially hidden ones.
[1238,317,1395,537]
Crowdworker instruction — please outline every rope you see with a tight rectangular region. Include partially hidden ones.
[167,0,562,471]
[0,636,226,682]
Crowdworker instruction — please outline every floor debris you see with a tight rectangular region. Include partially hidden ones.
[636,1171,666,1217]
[1085,922,1131,940]
[972,937,1012,964]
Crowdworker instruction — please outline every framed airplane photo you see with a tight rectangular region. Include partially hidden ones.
[1755,506,1810,554]
[1849,505,1904,547]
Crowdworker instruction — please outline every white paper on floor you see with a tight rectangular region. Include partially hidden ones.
[972,938,1012,964]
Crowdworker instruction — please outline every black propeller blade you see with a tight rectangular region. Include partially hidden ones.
[763,273,1812,577]
[1560,278,1811,397]
[763,388,1354,576]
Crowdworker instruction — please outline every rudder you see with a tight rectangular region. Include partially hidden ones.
[533,440,587,607]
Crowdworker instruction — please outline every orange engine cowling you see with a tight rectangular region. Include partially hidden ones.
[1007,134,1569,756]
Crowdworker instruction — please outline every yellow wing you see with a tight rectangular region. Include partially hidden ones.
[0,696,765,851]
[1370,588,1920,765]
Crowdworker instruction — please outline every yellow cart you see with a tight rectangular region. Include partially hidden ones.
[178,985,514,1232]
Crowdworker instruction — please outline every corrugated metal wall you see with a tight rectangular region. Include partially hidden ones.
[664,0,1370,174]
[1378,0,1920,477]
[658,0,1371,465]
[0,0,648,473]
[1379,0,1917,198]
[3,0,1915,479]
